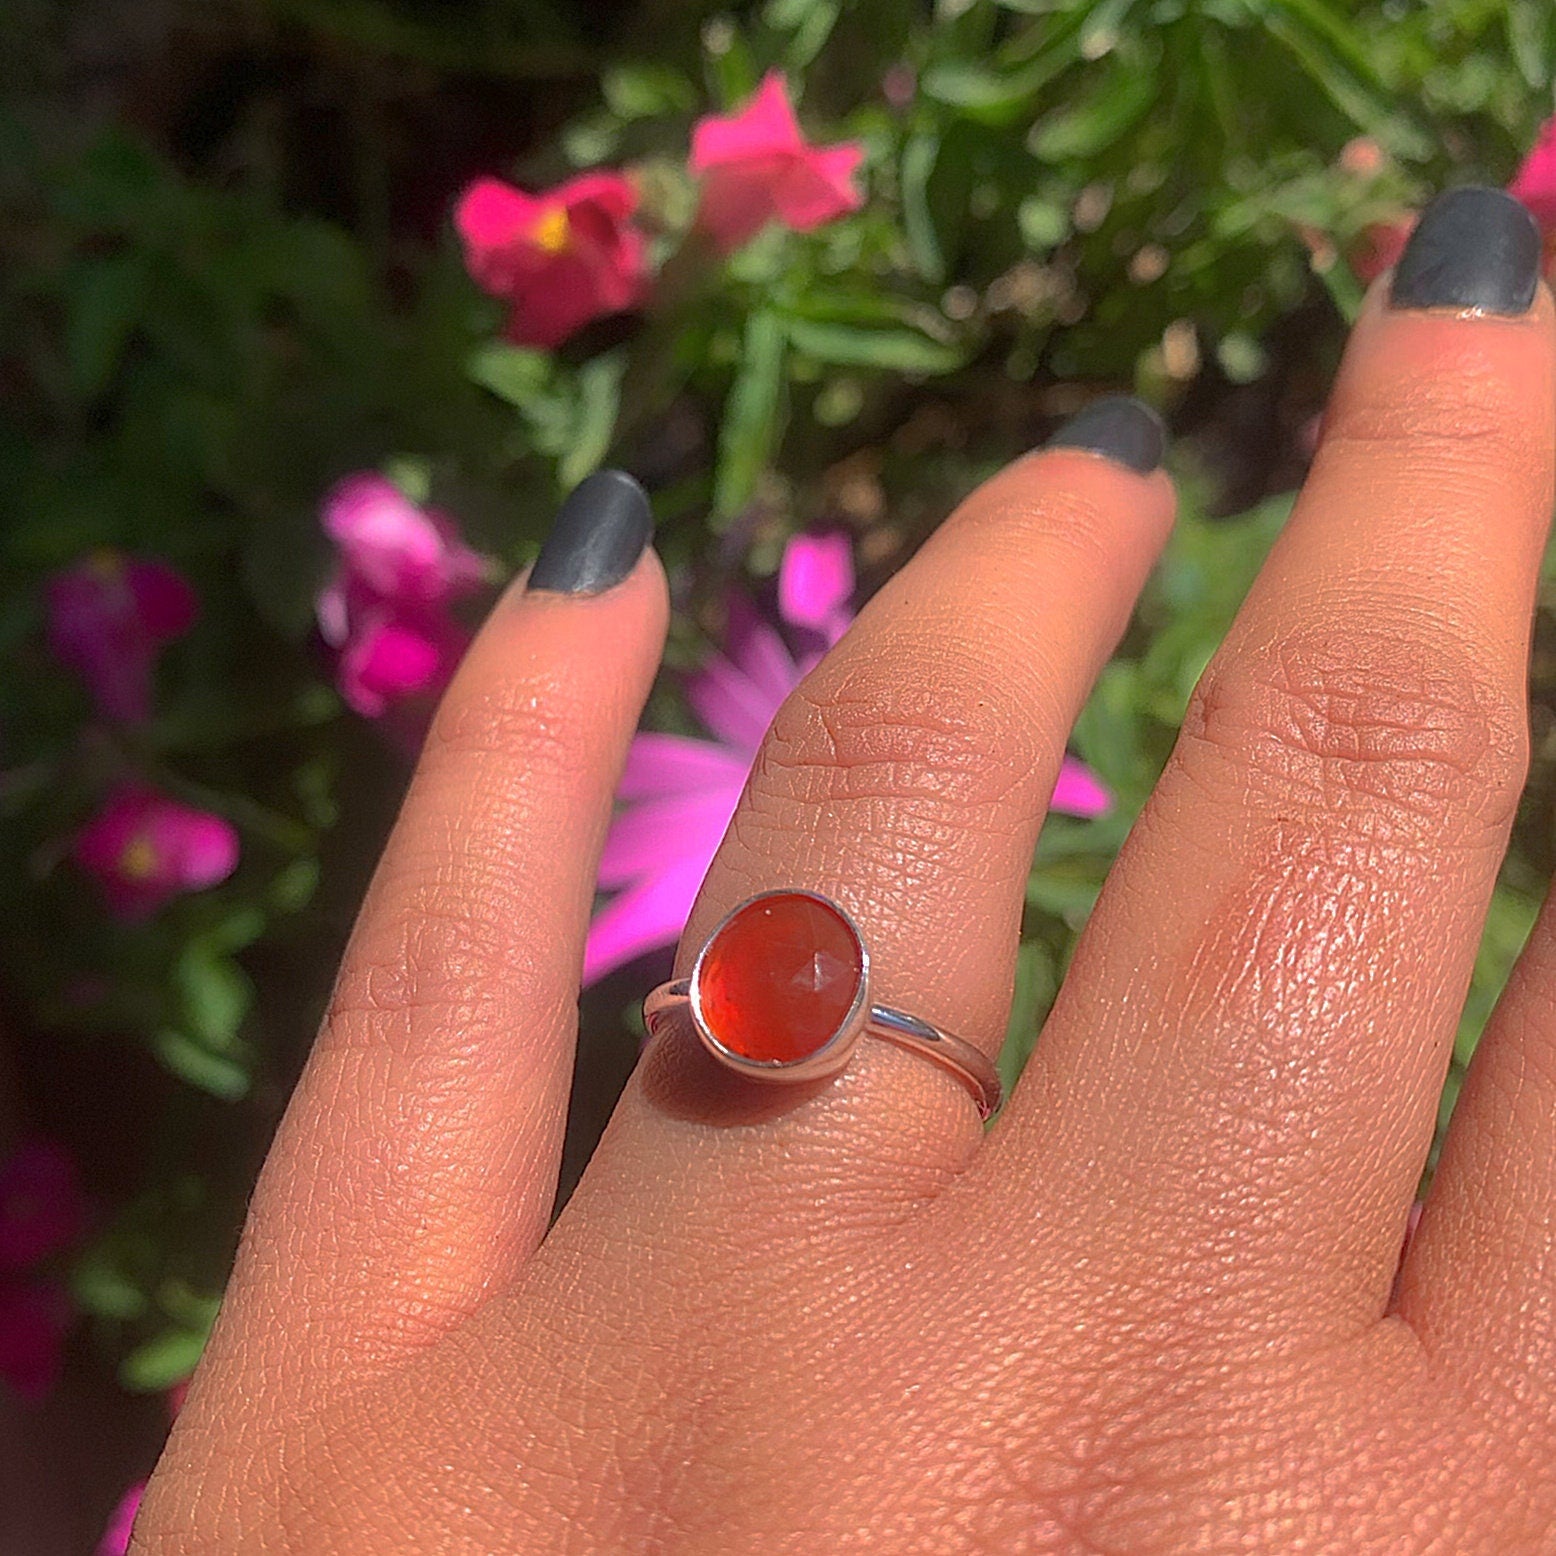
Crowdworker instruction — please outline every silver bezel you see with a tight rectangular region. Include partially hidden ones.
[688,888,871,1083]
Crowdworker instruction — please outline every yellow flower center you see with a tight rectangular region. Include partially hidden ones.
[119,835,159,880]
[532,206,571,255]
[88,548,124,579]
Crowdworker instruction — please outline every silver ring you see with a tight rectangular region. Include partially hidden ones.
[642,889,1003,1120]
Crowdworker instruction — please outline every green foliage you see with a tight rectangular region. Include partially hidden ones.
[2,0,1555,1396]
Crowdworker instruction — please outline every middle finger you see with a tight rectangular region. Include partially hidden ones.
[1004,187,1555,1338]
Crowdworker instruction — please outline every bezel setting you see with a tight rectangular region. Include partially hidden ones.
[688,889,872,1083]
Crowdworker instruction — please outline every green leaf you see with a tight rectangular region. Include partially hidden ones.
[65,253,149,399]
[602,63,696,119]
[1508,0,1553,90]
[153,1030,252,1101]
[901,131,946,283]
[1025,867,1103,923]
[174,945,252,1050]
[559,353,625,489]
[1028,62,1157,161]
[72,1250,149,1321]
[713,310,787,523]
[120,1326,208,1392]
[467,342,552,407]
[270,858,320,913]
[783,318,967,374]
[996,939,1058,1096]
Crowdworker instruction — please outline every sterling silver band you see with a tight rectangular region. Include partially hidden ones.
[643,975,1003,1120]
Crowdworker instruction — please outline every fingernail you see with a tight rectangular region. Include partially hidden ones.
[1389,185,1541,317]
[1044,395,1167,474]
[526,469,653,596]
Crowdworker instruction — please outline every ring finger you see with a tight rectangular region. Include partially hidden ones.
[564,397,1175,1241]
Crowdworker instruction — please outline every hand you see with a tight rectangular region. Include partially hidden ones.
[133,187,1556,1554]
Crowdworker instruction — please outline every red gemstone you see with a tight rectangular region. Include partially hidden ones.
[695,893,864,1064]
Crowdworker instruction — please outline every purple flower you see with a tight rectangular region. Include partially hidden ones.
[46,552,198,724]
[317,474,489,718]
[583,532,1113,983]
[73,785,240,921]
[0,1281,71,1403]
[97,1482,146,1556]
[0,1140,87,1274]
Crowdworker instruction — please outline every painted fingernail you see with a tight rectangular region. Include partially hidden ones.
[526,469,653,596]
[1044,395,1167,474]
[1389,185,1541,317]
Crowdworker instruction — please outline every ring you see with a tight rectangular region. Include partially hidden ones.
[642,890,1003,1119]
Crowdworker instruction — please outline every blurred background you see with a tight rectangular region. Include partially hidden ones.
[4,0,1556,1546]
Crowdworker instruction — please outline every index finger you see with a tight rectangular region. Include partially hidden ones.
[201,472,665,1397]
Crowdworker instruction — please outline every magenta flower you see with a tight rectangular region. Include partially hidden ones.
[455,171,651,349]
[0,1140,87,1274]
[97,1481,146,1556]
[73,786,240,921]
[317,474,489,719]
[583,532,1112,982]
[46,552,197,724]
[690,72,865,253]
[0,1281,71,1402]
[1511,115,1556,231]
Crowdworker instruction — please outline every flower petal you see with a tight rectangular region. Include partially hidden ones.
[690,72,803,172]
[598,786,741,891]
[1510,115,1556,230]
[1051,756,1112,819]
[584,852,717,985]
[126,560,199,644]
[0,1282,70,1403]
[0,1140,87,1274]
[724,595,801,707]
[97,1482,146,1556]
[618,733,751,800]
[778,531,855,634]
[686,650,784,755]
[771,142,865,232]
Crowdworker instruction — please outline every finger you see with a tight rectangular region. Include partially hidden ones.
[566,400,1175,1241]
[1398,886,1556,1406]
[206,472,665,1393]
[1005,188,1554,1336]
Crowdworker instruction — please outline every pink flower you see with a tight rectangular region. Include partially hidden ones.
[0,1281,70,1402]
[1511,115,1556,230]
[97,1482,145,1556]
[0,1140,87,1274]
[1348,217,1414,285]
[73,786,239,921]
[46,552,197,724]
[455,171,650,349]
[321,474,487,606]
[583,533,1111,982]
[317,475,488,719]
[690,72,865,252]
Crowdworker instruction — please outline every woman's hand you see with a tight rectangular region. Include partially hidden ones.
[134,187,1556,1553]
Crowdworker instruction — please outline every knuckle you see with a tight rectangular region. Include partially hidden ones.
[1180,628,1527,845]
[325,886,545,1056]
[756,648,1047,817]
[423,670,596,790]
[1329,349,1541,475]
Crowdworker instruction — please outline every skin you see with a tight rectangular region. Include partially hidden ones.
[133,279,1556,1554]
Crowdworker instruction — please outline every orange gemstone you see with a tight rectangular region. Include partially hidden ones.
[696,893,864,1063]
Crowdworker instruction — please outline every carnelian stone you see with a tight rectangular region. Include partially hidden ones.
[696,893,863,1063]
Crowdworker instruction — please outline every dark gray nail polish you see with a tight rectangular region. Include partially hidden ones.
[1389,185,1540,317]
[1044,395,1167,474]
[527,469,653,595]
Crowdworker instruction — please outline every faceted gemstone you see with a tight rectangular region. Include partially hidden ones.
[696,893,864,1063]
